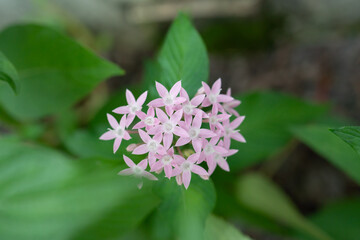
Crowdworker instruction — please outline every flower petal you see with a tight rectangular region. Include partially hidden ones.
[126,89,136,104]
[156,108,169,122]
[212,78,222,94]
[199,129,216,138]
[138,159,148,170]
[182,171,191,189]
[218,159,230,172]
[137,91,148,106]
[133,144,148,155]
[192,111,203,129]
[192,138,203,153]
[113,106,129,114]
[201,81,211,94]
[107,113,119,129]
[173,126,189,138]
[123,155,135,167]
[217,94,233,103]
[171,109,183,124]
[164,165,172,179]
[170,80,182,97]
[191,94,205,106]
[163,133,173,149]
[175,137,191,146]
[142,171,158,181]
[138,129,151,143]
[118,168,133,176]
[156,81,168,97]
[99,131,116,140]
[232,132,246,143]
[148,98,164,107]
[188,153,200,163]
[230,116,245,129]
[191,164,208,176]
[113,137,122,153]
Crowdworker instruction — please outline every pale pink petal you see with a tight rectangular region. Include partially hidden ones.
[170,81,182,97]
[138,129,151,143]
[113,138,122,153]
[123,131,131,140]
[214,146,228,154]
[164,165,172,178]
[138,159,148,170]
[174,97,187,105]
[151,161,163,172]
[136,111,146,120]
[212,78,222,94]
[173,155,185,165]
[176,175,182,185]
[224,149,238,157]
[182,171,191,189]
[191,94,205,106]
[199,129,216,138]
[230,116,245,129]
[168,147,174,155]
[218,160,230,172]
[148,98,164,107]
[207,159,217,175]
[126,114,135,127]
[123,155,135,167]
[184,114,192,125]
[173,127,189,138]
[156,108,169,122]
[154,132,163,143]
[171,110,183,124]
[118,168,133,176]
[147,125,162,135]
[192,111,203,129]
[148,107,155,116]
[113,106,129,114]
[191,164,208,176]
[137,181,143,189]
[142,171,158,181]
[120,114,127,128]
[217,94,233,103]
[175,137,191,146]
[188,153,200,163]
[192,139,203,153]
[126,89,136,104]
[132,144,148,155]
[180,88,189,100]
[223,137,231,149]
[201,98,211,107]
[163,133,173,149]
[107,114,119,129]
[202,81,211,94]
[156,81,168,97]
[165,106,174,116]
[226,88,231,95]
[99,131,116,140]
[232,132,246,143]
[133,121,146,129]
[148,154,157,167]
[137,91,148,106]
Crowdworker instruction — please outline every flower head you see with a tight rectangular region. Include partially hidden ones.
[100,79,246,189]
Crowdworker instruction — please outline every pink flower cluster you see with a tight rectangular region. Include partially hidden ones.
[100,79,245,189]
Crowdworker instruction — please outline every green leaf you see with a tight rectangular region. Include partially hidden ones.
[298,198,360,240]
[0,24,124,121]
[204,215,253,240]
[145,13,208,99]
[229,91,327,170]
[235,173,332,240]
[291,125,360,185]
[0,51,19,93]
[0,137,159,240]
[151,177,216,240]
[331,126,360,157]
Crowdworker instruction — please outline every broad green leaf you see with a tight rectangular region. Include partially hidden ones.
[331,126,360,156]
[229,91,327,170]
[291,125,360,185]
[235,173,332,240]
[145,13,208,99]
[0,51,19,93]
[0,137,159,240]
[0,24,124,121]
[204,215,253,240]
[296,198,360,240]
[151,177,216,240]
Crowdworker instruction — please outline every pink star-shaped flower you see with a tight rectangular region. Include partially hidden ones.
[132,129,166,159]
[113,90,148,127]
[147,81,186,115]
[171,153,209,189]
[220,116,246,148]
[207,105,231,131]
[175,111,216,152]
[133,107,159,131]
[99,114,131,153]
[206,140,238,175]
[219,88,241,117]
[118,155,158,189]
[147,108,189,149]
[198,137,228,164]
[177,88,206,123]
[150,147,183,178]
[201,78,233,108]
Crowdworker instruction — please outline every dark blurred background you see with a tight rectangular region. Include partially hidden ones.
[1,0,360,239]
